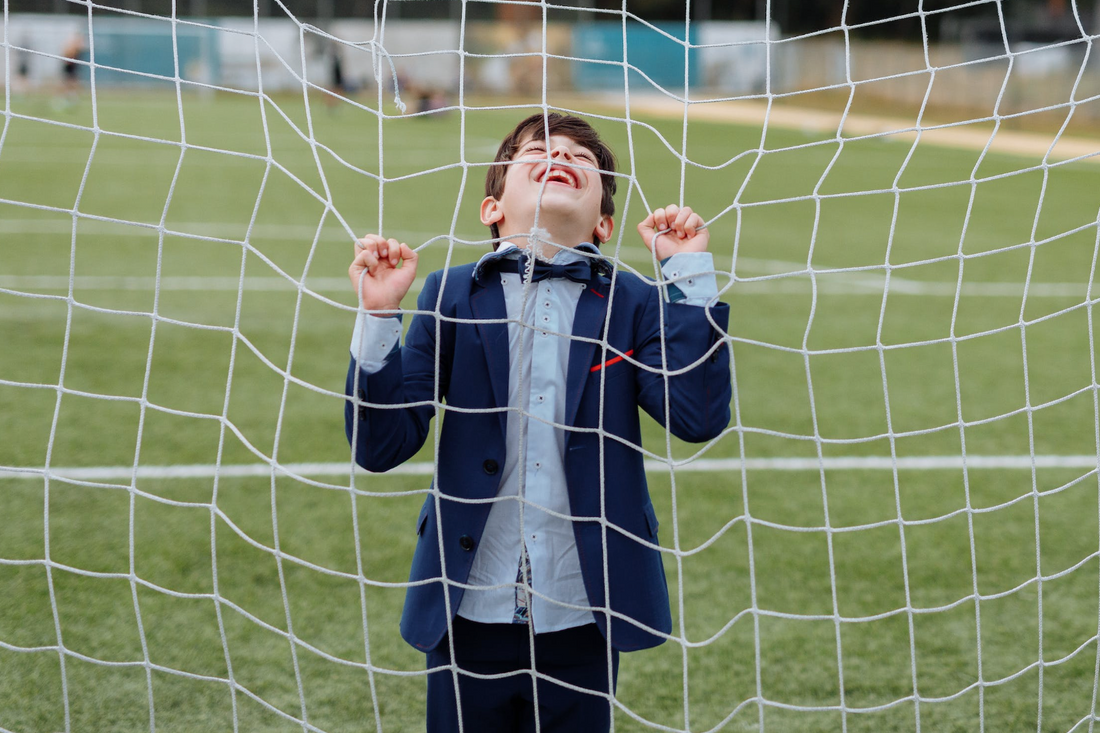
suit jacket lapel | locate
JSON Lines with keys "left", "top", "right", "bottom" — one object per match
{"left": 470, "top": 276, "right": 511, "bottom": 437}
{"left": 565, "top": 277, "right": 610, "bottom": 429}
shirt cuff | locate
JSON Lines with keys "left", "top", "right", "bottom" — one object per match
{"left": 350, "top": 311, "right": 403, "bottom": 373}
{"left": 660, "top": 252, "right": 719, "bottom": 306}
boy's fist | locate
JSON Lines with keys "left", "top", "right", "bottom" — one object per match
{"left": 349, "top": 234, "right": 419, "bottom": 313}
{"left": 637, "top": 205, "right": 710, "bottom": 260}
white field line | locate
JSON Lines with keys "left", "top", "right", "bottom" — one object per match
{"left": 2, "top": 221, "right": 1094, "bottom": 298}
{"left": 0, "top": 272, "right": 1090, "bottom": 299}
{"left": 1, "top": 455, "right": 1097, "bottom": 482}
{"left": 0, "top": 217, "right": 458, "bottom": 243}
{"left": 0, "top": 147, "right": 496, "bottom": 168}
{"left": 0, "top": 274, "right": 361, "bottom": 293}
{"left": 0, "top": 218, "right": 1091, "bottom": 299}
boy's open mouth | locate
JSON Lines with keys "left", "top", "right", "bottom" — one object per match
{"left": 537, "top": 164, "right": 580, "bottom": 189}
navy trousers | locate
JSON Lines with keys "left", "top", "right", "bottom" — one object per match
{"left": 425, "top": 617, "right": 620, "bottom": 733}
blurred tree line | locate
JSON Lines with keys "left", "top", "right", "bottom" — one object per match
{"left": 606, "top": 0, "right": 1093, "bottom": 41}
{"left": 9, "top": 0, "right": 1095, "bottom": 42}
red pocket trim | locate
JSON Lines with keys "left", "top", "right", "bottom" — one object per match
{"left": 591, "top": 349, "right": 634, "bottom": 373}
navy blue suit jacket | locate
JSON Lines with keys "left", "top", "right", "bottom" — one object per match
{"left": 345, "top": 261, "right": 731, "bottom": 653}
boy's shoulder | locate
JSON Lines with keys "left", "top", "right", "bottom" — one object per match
{"left": 431, "top": 262, "right": 478, "bottom": 280}
{"left": 423, "top": 262, "right": 478, "bottom": 295}
{"left": 602, "top": 267, "right": 662, "bottom": 304}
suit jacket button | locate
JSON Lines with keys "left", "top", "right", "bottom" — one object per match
{"left": 459, "top": 535, "right": 475, "bottom": 551}
{"left": 482, "top": 459, "right": 499, "bottom": 475}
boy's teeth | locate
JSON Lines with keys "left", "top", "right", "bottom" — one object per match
{"left": 546, "top": 168, "right": 573, "bottom": 186}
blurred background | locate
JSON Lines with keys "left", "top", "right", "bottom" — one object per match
{"left": 3, "top": 0, "right": 1099, "bottom": 122}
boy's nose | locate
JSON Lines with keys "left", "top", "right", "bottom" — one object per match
{"left": 549, "top": 145, "right": 573, "bottom": 160}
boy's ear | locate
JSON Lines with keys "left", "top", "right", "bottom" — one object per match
{"left": 480, "top": 196, "right": 504, "bottom": 228}
{"left": 593, "top": 214, "right": 614, "bottom": 244}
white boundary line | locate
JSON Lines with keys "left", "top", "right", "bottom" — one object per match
{"left": 1, "top": 274, "right": 1093, "bottom": 299}
{"left": 1, "top": 455, "right": 1097, "bottom": 482}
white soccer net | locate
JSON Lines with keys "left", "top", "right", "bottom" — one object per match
{"left": 3, "top": 1, "right": 1100, "bottom": 732}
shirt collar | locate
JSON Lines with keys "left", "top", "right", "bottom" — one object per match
{"left": 472, "top": 241, "right": 608, "bottom": 282}
{"left": 472, "top": 243, "right": 522, "bottom": 283}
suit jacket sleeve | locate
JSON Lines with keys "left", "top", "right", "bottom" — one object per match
{"left": 344, "top": 270, "right": 451, "bottom": 472}
{"left": 632, "top": 293, "right": 731, "bottom": 443}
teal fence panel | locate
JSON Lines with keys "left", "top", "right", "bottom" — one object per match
{"left": 83, "top": 16, "right": 220, "bottom": 86}
{"left": 571, "top": 21, "right": 699, "bottom": 92}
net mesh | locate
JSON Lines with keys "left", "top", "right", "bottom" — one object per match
{"left": 2, "top": 1, "right": 1100, "bottom": 732}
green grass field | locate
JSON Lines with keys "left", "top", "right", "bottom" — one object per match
{"left": 2, "top": 87, "right": 1100, "bottom": 733}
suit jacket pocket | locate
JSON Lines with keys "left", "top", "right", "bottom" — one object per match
{"left": 416, "top": 499, "right": 431, "bottom": 536}
{"left": 643, "top": 502, "right": 660, "bottom": 540}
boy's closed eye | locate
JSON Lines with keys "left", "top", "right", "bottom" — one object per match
{"left": 518, "top": 142, "right": 598, "bottom": 166}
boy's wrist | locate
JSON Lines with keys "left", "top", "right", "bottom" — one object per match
{"left": 352, "top": 311, "right": 404, "bottom": 369}
{"left": 660, "top": 252, "right": 718, "bottom": 305}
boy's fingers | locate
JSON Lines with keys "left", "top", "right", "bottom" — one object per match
{"left": 692, "top": 214, "right": 706, "bottom": 238}
{"left": 676, "top": 206, "right": 695, "bottom": 237}
{"left": 653, "top": 208, "right": 668, "bottom": 232}
{"left": 352, "top": 248, "right": 373, "bottom": 271}
{"left": 400, "top": 243, "right": 419, "bottom": 263}
{"left": 361, "top": 248, "right": 379, "bottom": 274}
{"left": 356, "top": 233, "right": 383, "bottom": 251}
{"left": 664, "top": 207, "right": 676, "bottom": 230}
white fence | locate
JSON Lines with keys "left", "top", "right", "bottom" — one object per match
{"left": 2, "top": 13, "right": 1097, "bottom": 118}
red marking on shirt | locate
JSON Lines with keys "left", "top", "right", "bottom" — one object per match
{"left": 591, "top": 349, "right": 634, "bottom": 372}
{"left": 590, "top": 288, "right": 605, "bottom": 299}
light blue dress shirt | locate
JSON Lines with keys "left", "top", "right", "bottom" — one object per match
{"left": 351, "top": 243, "right": 718, "bottom": 632}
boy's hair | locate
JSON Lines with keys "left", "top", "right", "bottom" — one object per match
{"left": 485, "top": 112, "right": 617, "bottom": 244}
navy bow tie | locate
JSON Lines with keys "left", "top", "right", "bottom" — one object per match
{"left": 495, "top": 256, "right": 595, "bottom": 284}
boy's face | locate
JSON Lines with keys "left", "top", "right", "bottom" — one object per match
{"left": 481, "top": 132, "right": 614, "bottom": 247}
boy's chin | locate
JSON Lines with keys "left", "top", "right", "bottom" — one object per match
{"left": 533, "top": 194, "right": 599, "bottom": 220}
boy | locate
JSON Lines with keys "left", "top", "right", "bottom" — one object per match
{"left": 345, "top": 112, "right": 731, "bottom": 732}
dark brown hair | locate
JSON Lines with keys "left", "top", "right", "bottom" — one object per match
{"left": 485, "top": 112, "right": 617, "bottom": 244}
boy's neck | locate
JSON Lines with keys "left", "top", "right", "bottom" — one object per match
{"left": 498, "top": 223, "right": 593, "bottom": 255}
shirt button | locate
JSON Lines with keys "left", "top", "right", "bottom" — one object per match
{"left": 543, "top": 302, "right": 551, "bottom": 308}
{"left": 537, "top": 395, "right": 545, "bottom": 402}
{"left": 483, "top": 459, "right": 499, "bottom": 475}
{"left": 540, "top": 332, "right": 548, "bottom": 337}
{"left": 459, "top": 535, "right": 475, "bottom": 551}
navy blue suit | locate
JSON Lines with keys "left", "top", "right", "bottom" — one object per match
{"left": 345, "top": 261, "right": 731, "bottom": 654}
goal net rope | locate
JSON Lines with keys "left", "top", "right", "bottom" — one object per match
{"left": 3, "top": 1, "right": 1100, "bottom": 732}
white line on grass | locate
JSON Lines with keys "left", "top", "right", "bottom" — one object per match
{"left": 2, "top": 455, "right": 1097, "bottom": 482}
{"left": 1, "top": 221, "right": 1094, "bottom": 298}
{"left": 0, "top": 273, "right": 1089, "bottom": 299}
{"left": 0, "top": 274, "right": 362, "bottom": 293}
{"left": 0, "top": 218, "right": 466, "bottom": 243}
